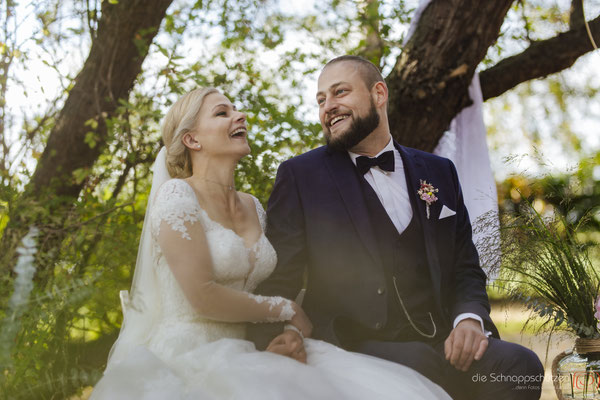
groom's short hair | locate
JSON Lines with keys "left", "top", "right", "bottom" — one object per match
{"left": 323, "top": 55, "right": 384, "bottom": 90}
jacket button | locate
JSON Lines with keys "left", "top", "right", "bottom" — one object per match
{"left": 377, "top": 287, "right": 385, "bottom": 295}
{"left": 375, "top": 322, "right": 382, "bottom": 330}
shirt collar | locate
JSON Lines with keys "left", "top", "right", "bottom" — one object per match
{"left": 348, "top": 136, "right": 395, "bottom": 166}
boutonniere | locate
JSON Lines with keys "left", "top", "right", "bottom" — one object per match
{"left": 417, "top": 180, "right": 438, "bottom": 219}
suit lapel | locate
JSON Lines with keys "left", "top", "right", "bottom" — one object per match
{"left": 396, "top": 143, "right": 442, "bottom": 305}
{"left": 324, "top": 149, "right": 383, "bottom": 269}
{"left": 324, "top": 144, "right": 442, "bottom": 307}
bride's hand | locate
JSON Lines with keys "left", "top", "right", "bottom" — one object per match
{"left": 266, "top": 330, "right": 307, "bottom": 363}
{"left": 290, "top": 302, "right": 313, "bottom": 338}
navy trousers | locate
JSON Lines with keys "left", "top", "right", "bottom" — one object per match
{"left": 355, "top": 337, "right": 544, "bottom": 399}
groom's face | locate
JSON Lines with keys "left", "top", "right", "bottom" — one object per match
{"left": 316, "top": 62, "right": 380, "bottom": 151}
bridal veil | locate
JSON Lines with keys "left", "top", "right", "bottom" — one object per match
{"left": 105, "top": 147, "right": 170, "bottom": 367}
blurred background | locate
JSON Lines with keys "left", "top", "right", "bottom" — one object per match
{"left": 0, "top": 0, "right": 598, "bottom": 398}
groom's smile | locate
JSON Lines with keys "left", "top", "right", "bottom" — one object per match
{"left": 316, "top": 61, "right": 384, "bottom": 151}
{"left": 327, "top": 112, "right": 353, "bottom": 136}
{"left": 329, "top": 114, "right": 350, "bottom": 128}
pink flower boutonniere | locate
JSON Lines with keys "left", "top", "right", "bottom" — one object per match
{"left": 417, "top": 180, "right": 439, "bottom": 219}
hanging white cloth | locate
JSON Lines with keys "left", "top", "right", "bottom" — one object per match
{"left": 404, "top": 0, "right": 500, "bottom": 280}
{"left": 433, "top": 74, "right": 500, "bottom": 281}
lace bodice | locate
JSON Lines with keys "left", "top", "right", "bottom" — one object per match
{"left": 146, "top": 179, "right": 288, "bottom": 357}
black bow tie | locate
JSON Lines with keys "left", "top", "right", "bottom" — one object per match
{"left": 356, "top": 151, "right": 395, "bottom": 175}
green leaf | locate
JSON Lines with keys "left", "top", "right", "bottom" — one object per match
{"left": 84, "top": 131, "right": 97, "bottom": 149}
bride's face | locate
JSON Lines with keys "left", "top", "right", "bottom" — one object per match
{"left": 194, "top": 92, "right": 250, "bottom": 159}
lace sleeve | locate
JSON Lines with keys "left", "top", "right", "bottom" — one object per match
{"left": 153, "top": 179, "right": 295, "bottom": 323}
{"left": 151, "top": 179, "right": 203, "bottom": 240}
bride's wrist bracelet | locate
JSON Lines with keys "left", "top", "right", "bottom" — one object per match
{"left": 284, "top": 324, "right": 304, "bottom": 340}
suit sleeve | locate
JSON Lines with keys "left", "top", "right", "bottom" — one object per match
{"left": 246, "top": 161, "right": 308, "bottom": 349}
{"left": 447, "top": 160, "right": 499, "bottom": 338}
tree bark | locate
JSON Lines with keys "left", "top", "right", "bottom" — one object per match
{"left": 1, "top": 0, "right": 173, "bottom": 270}
{"left": 386, "top": 0, "right": 513, "bottom": 152}
{"left": 480, "top": 15, "right": 600, "bottom": 101}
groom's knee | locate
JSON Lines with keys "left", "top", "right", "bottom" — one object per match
{"left": 467, "top": 338, "right": 544, "bottom": 399}
{"left": 483, "top": 338, "right": 544, "bottom": 377}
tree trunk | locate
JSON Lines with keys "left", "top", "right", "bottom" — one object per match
{"left": 1, "top": 0, "right": 173, "bottom": 270}
{"left": 386, "top": 0, "right": 513, "bottom": 152}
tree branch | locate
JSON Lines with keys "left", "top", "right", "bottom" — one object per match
{"left": 570, "top": 0, "right": 584, "bottom": 29}
{"left": 386, "top": 0, "right": 513, "bottom": 151}
{"left": 480, "top": 14, "right": 600, "bottom": 101}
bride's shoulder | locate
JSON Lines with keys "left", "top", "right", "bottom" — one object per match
{"left": 237, "top": 191, "right": 254, "bottom": 203}
{"left": 155, "top": 178, "right": 196, "bottom": 201}
{"left": 237, "top": 192, "right": 262, "bottom": 210}
{"left": 152, "top": 179, "right": 199, "bottom": 215}
{"left": 238, "top": 192, "right": 266, "bottom": 227}
{"left": 150, "top": 179, "right": 203, "bottom": 236}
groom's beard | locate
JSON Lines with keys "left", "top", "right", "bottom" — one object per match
{"left": 325, "top": 99, "right": 380, "bottom": 152}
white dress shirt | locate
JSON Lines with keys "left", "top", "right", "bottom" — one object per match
{"left": 348, "top": 136, "right": 487, "bottom": 335}
{"left": 348, "top": 138, "right": 412, "bottom": 234}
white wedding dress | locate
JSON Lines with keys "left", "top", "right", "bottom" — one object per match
{"left": 91, "top": 177, "right": 450, "bottom": 400}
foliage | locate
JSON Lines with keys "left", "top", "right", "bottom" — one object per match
{"left": 0, "top": 195, "right": 144, "bottom": 398}
{"left": 496, "top": 152, "right": 600, "bottom": 236}
{"left": 0, "top": 226, "right": 39, "bottom": 368}
{"left": 492, "top": 190, "right": 600, "bottom": 339}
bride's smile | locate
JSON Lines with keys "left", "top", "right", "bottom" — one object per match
{"left": 187, "top": 92, "right": 251, "bottom": 161}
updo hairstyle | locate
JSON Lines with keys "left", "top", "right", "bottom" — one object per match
{"left": 161, "top": 87, "right": 218, "bottom": 178}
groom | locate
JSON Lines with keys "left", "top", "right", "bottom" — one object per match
{"left": 248, "top": 55, "right": 543, "bottom": 399}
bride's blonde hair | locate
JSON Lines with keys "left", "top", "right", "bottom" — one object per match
{"left": 162, "top": 87, "right": 218, "bottom": 178}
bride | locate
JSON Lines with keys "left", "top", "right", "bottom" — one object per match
{"left": 91, "top": 87, "right": 451, "bottom": 399}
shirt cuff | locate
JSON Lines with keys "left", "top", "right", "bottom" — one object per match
{"left": 453, "top": 313, "right": 492, "bottom": 337}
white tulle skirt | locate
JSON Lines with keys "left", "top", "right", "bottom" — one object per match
{"left": 91, "top": 338, "right": 450, "bottom": 399}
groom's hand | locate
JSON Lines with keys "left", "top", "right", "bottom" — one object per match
{"left": 266, "top": 330, "right": 307, "bottom": 363}
{"left": 444, "top": 318, "right": 488, "bottom": 372}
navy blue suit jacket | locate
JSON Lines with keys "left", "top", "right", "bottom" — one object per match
{"left": 248, "top": 142, "right": 498, "bottom": 349}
